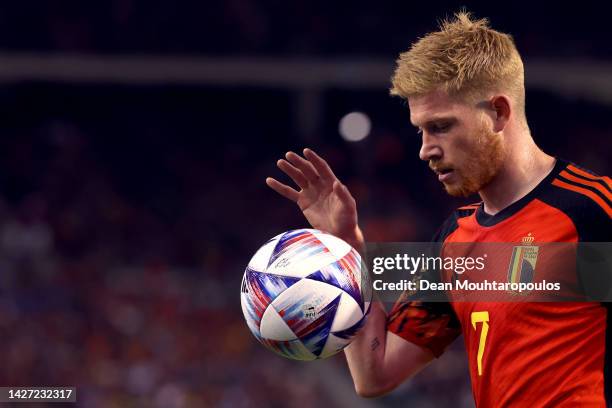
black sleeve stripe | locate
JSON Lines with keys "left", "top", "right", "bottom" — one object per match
{"left": 565, "top": 167, "right": 612, "bottom": 195}
{"left": 556, "top": 175, "right": 612, "bottom": 210}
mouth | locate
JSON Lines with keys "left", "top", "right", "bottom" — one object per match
{"left": 434, "top": 168, "right": 454, "bottom": 182}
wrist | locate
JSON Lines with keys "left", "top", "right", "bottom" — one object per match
{"left": 340, "top": 225, "right": 365, "bottom": 256}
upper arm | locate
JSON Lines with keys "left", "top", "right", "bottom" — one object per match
{"left": 387, "top": 212, "right": 463, "bottom": 358}
{"left": 387, "top": 298, "right": 462, "bottom": 358}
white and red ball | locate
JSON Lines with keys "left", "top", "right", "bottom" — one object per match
{"left": 241, "top": 229, "right": 371, "bottom": 360}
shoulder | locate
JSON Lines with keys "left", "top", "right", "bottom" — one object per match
{"left": 540, "top": 160, "right": 611, "bottom": 241}
{"left": 432, "top": 202, "right": 480, "bottom": 243}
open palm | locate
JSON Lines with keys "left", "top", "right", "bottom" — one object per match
{"left": 266, "top": 149, "right": 358, "bottom": 240}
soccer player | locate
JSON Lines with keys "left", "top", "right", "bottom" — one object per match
{"left": 266, "top": 12, "right": 611, "bottom": 407}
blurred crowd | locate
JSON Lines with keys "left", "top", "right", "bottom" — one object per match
{"left": 0, "top": 1, "right": 611, "bottom": 58}
{"left": 0, "top": 123, "right": 466, "bottom": 407}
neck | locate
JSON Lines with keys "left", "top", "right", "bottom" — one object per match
{"left": 479, "top": 137, "right": 555, "bottom": 215}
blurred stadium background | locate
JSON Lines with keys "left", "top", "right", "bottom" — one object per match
{"left": 0, "top": 1, "right": 610, "bottom": 407}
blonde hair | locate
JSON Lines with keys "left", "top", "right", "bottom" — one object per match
{"left": 390, "top": 11, "right": 525, "bottom": 114}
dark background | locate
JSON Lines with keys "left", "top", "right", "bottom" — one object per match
{"left": 0, "top": 1, "right": 610, "bottom": 407}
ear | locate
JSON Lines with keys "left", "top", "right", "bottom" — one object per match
{"left": 490, "top": 95, "right": 511, "bottom": 132}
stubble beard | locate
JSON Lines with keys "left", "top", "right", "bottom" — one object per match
{"left": 443, "top": 125, "right": 505, "bottom": 197}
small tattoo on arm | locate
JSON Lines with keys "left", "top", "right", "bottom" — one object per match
{"left": 371, "top": 337, "right": 381, "bottom": 351}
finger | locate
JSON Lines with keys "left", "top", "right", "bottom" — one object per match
{"left": 266, "top": 177, "right": 300, "bottom": 202}
{"left": 285, "top": 151, "right": 320, "bottom": 183}
{"left": 303, "top": 148, "right": 337, "bottom": 181}
{"left": 277, "top": 159, "right": 309, "bottom": 189}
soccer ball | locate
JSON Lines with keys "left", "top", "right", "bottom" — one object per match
{"left": 241, "top": 229, "right": 371, "bottom": 360}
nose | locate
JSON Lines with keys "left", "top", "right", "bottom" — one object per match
{"left": 419, "top": 133, "right": 443, "bottom": 161}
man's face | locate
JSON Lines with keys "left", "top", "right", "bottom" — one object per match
{"left": 408, "top": 90, "right": 505, "bottom": 197}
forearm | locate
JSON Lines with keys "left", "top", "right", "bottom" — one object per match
{"left": 344, "top": 300, "right": 389, "bottom": 397}
{"left": 342, "top": 227, "right": 390, "bottom": 395}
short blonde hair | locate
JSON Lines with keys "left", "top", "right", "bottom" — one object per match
{"left": 390, "top": 11, "right": 525, "bottom": 112}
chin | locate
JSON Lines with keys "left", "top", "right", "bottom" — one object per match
{"left": 443, "top": 180, "right": 480, "bottom": 198}
{"left": 444, "top": 185, "right": 471, "bottom": 197}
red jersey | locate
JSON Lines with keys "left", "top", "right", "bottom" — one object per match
{"left": 387, "top": 159, "right": 611, "bottom": 407}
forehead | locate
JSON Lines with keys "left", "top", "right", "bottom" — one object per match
{"left": 408, "top": 90, "right": 468, "bottom": 126}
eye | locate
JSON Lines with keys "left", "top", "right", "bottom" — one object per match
{"left": 432, "top": 122, "right": 452, "bottom": 133}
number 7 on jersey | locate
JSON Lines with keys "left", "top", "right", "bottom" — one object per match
{"left": 471, "top": 311, "right": 490, "bottom": 376}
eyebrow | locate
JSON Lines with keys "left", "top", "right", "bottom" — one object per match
{"left": 411, "top": 116, "right": 457, "bottom": 128}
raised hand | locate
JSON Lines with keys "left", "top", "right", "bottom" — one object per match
{"left": 266, "top": 148, "right": 362, "bottom": 247}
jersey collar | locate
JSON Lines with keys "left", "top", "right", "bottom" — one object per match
{"left": 475, "top": 158, "right": 567, "bottom": 227}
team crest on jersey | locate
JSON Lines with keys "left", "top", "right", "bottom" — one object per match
{"left": 506, "top": 233, "right": 539, "bottom": 292}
